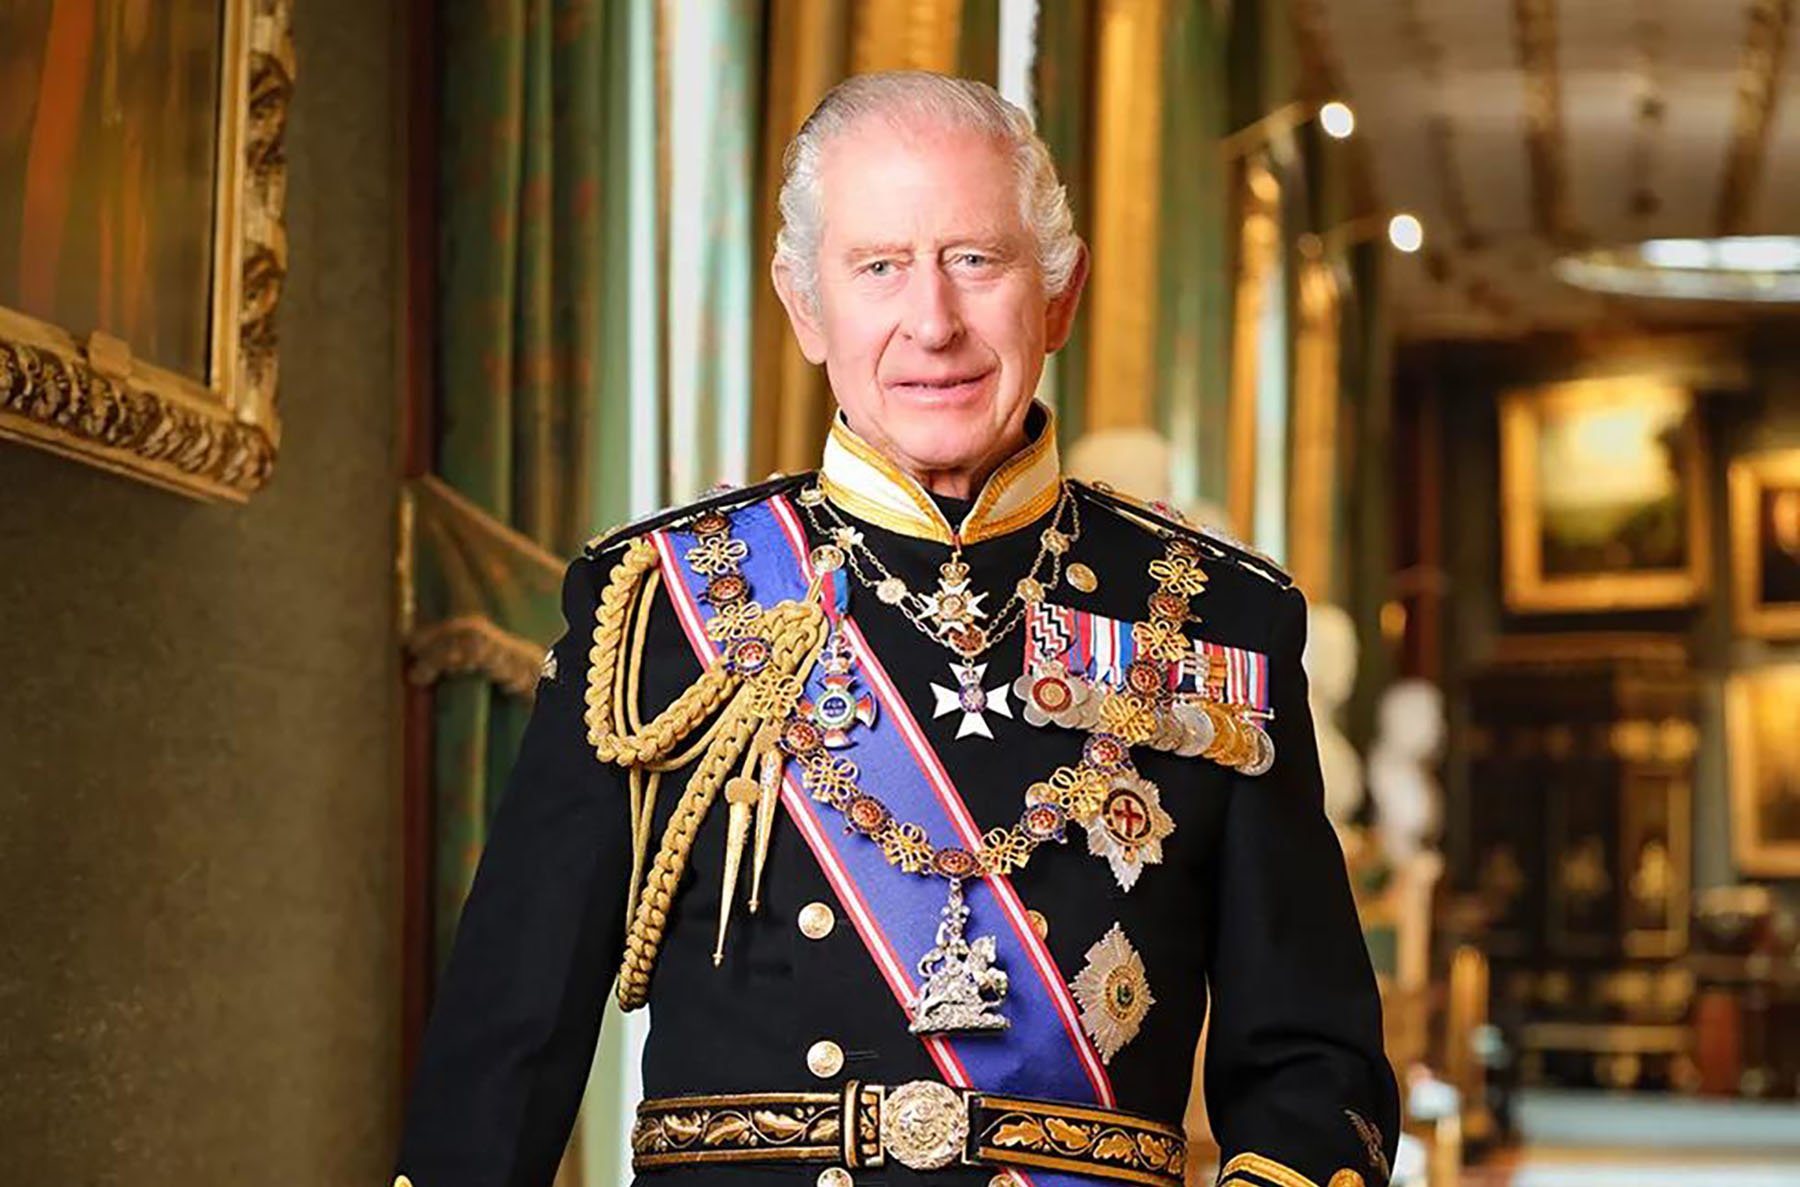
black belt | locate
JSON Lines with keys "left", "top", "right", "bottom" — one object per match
{"left": 632, "top": 1081, "right": 1187, "bottom": 1186}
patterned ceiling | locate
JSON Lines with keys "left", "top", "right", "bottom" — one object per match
{"left": 1305, "top": 0, "right": 1798, "bottom": 338}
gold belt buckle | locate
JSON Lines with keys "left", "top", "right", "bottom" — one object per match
{"left": 878, "top": 1080, "right": 976, "bottom": 1171}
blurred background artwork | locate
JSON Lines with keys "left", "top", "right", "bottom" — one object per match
{"left": 0, "top": 0, "right": 290, "bottom": 500}
{"left": 3, "top": 1, "right": 1800, "bottom": 1187}
{"left": 1732, "top": 447, "right": 1800, "bottom": 635}
{"left": 1728, "top": 664, "right": 1800, "bottom": 878}
{"left": 1306, "top": 601, "right": 1366, "bottom": 827}
{"left": 1500, "top": 378, "right": 1709, "bottom": 612}
{"left": 0, "top": 0, "right": 222, "bottom": 379}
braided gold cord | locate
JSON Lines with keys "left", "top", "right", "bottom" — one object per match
{"left": 619, "top": 560, "right": 661, "bottom": 930}
{"left": 616, "top": 697, "right": 757, "bottom": 1009}
{"left": 585, "top": 539, "right": 738, "bottom": 765}
{"left": 586, "top": 534, "right": 831, "bottom": 1010}
{"left": 615, "top": 608, "right": 828, "bottom": 1009}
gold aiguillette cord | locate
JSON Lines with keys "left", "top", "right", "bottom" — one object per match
{"left": 594, "top": 538, "right": 828, "bottom": 1008}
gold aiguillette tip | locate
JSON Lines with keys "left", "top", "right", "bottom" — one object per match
{"left": 714, "top": 775, "right": 760, "bottom": 966}
{"left": 748, "top": 743, "right": 784, "bottom": 914}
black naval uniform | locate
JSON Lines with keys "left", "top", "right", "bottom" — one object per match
{"left": 395, "top": 412, "right": 1398, "bottom": 1187}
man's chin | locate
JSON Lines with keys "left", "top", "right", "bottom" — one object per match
{"left": 846, "top": 392, "right": 1030, "bottom": 485}
{"left": 886, "top": 429, "right": 1009, "bottom": 485}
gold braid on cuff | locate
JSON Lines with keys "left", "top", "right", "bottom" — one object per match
{"left": 1221, "top": 1151, "right": 1377, "bottom": 1187}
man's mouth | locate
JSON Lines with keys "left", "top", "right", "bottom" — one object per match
{"left": 889, "top": 370, "right": 992, "bottom": 395}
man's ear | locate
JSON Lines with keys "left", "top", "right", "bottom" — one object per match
{"left": 772, "top": 258, "right": 828, "bottom": 365}
{"left": 1045, "top": 241, "right": 1090, "bottom": 353}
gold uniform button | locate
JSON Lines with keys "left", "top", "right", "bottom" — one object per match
{"left": 1066, "top": 562, "right": 1098, "bottom": 593}
{"left": 817, "top": 1169, "right": 853, "bottom": 1187}
{"left": 806, "top": 1039, "right": 845, "bottom": 1078}
{"left": 798, "top": 901, "right": 837, "bottom": 940}
{"left": 394, "top": 1178, "right": 414, "bottom": 1187}
{"left": 1026, "top": 909, "right": 1049, "bottom": 940}
{"left": 1329, "top": 1171, "right": 1365, "bottom": 1187}
{"left": 990, "top": 1174, "right": 1021, "bottom": 1187}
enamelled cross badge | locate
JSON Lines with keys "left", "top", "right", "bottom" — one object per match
{"left": 798, "top": 630, "right": 876, "bottom": 746}
{"left": 930, "top": 661, "right": 1013, "bottom": 739}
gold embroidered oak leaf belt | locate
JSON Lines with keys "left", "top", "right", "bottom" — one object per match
{"left": 632, "top": 1080, "right": 1187, "bottom": 1186}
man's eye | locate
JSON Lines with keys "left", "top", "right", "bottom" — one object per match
{"left": 958, "top": 253, "right": 991, "bottom": 267}
{"left": 866, "top": 260, "right": 893, "bottom": 277}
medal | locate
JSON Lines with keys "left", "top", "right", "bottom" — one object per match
{"left": 1082, "top": 771, "right": 1175, "bottom": 892}
{"left": 1012, "top": 659, "right": 1096, "bottom": 729}
{"left": 798, "top": 629, "right": 876, "bottom": 746}
{"left": 1239, "top": 719, "right": 1276, "bottom": 776}
{"left": 930, "top": 661, "right": 1013, "bottom": 740}
{"left": 1070, "top": 923, "right": 1154, "bottom": 1063}
{"left": 910, "top": 878, "right": 1010, "bottom": 1034}
{"left": 797, "top": 480, "right": 1084, "bottom": 677}
{"left": 919, "top": 558, "right": 989, "bottom": 642}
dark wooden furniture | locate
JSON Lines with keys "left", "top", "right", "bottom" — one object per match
{"left": 1462, "top": 637, "right": 1699, "bottom": 1091}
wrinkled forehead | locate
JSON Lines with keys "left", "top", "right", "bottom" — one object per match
{"left": 815, "top": 115, "right": 1027, "bottom": 249}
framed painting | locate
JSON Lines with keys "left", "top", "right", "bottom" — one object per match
{"left": 0, "top": 0, "right": 293, "bottom": 501}
{"left": 1729, "top": 448, "right": 1800, "bottom": 639}
{"left": 1500, "top": 377, "right": 1710, "bottom": 612}
{"left": 1726, "top": 665, "right": 1800, "bottom": 878}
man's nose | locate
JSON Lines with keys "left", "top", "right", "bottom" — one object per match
{"left": 901, "top": 264, "right": 963, "bottom": 349}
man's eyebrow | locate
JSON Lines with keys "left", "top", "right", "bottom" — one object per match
{"left": 948, "top": 237, "right": 1016, "bottom": 256}
{"left": 840, "top": 243, "right": 912, "bottom": 264}
{"left": 840, "top": 237, "right": 1017, "bottom": 264}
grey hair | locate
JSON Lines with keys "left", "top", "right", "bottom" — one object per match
{"left": 774, "top": 71, "right": 1081, "bottom": 311}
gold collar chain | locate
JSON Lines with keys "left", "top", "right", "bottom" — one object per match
{"left": 797, "top": 480, "right": 1081, "bottom": 663}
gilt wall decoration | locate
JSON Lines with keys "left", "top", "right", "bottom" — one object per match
{"left": 0, "top": 0, "right": 294, "bottom": 501}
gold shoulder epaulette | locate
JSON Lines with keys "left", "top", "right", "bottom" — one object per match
{"left": 583, "top": 471, "right": 816, "bottom": 558}
{"left": 1068, "top": 479, "right": 1293, "bottom": 589}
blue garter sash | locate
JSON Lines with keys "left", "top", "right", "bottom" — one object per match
{"left": 650, "top": 494, "right": 1117, "bottom": 1186}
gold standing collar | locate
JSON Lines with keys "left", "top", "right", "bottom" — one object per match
{"left": 818, "top": 404, "right": 1063, "bottom": 546}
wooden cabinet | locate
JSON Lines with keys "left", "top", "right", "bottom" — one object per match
{"left": 1462, "top": 637, "right": 1698, "bottom": 1090}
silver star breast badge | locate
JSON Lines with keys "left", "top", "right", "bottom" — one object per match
{"left": 1070, "top": 922, "right": 1154, "bottom": 1064}
{"left": 1081, "top": 771, "right": 1175, "bottom": 891}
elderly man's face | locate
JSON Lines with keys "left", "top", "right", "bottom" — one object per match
{"left": 775, "top": 118, "right": 1087, "bottom": 494}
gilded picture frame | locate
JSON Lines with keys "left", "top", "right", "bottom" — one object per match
{"left": 0, "top": 0, "right": 294, "bottom": 502}
{"left": 1729, "top": 448, "right": 1800, "bottom": 639}
{"left": 1726, "top": 665, "right": 1800, "bottom": 878}
{"left": 1500, "top": 377, "right": 1710, "bottom": 613}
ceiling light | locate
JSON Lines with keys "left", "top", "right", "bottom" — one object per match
{"left": 1639, "top": 239, "right": 1713, "bottom": 269}
{"left": 1555, "top": 236, "right": 1800, "bottom": 302}
{"left": 1320, "top": 101, "right": 1356, "bottom": 140}
{"left": 1388, "top": 214, "right": 1424, "bottom": 253}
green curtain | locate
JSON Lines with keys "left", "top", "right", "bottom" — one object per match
{"left": 1155, "top": 0, "right": 1231, "bottom": 510}
{"left": 957, "top": 0, "right": 1002, "bottom": 83}
{"left": 421, "top": 2, "right": 768, "bottom": 1182}
{"left": 430, "top": 0, "right": 625, "bottom": 967}
{"left": 1343, "top": 240, "right": 1394, "bottom": 751}
{"left": 665, "top": 0, "right": 760, "bottom": 497}
{"left": 1033, "top": 0, "right": 1095, "bottom": 445}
